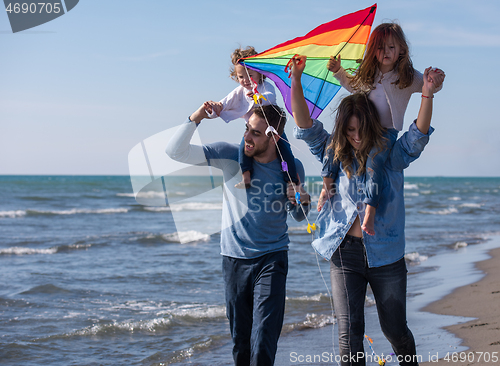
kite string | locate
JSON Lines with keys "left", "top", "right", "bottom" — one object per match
{"left": 241, "top": 62, "right": 308, "bottom": 155}
{"left": 243, "top": 62, "right": 342, "bottom": 363}
{"left": 314, "top": 247, "right": 341, "bottom": 366}
{"left": 242, "top": 64, "right": 315, "bottom": 228}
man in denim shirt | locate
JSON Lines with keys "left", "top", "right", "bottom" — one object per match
{"left": 289, "top": 55, "right": 444, "bottom": 366}
{"left": 166, "top": 104, "right": 310, "bottom": 366}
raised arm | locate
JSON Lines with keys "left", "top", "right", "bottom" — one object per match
{"left": 415, "top": 67, "right": 441, "bottom": 134}
{"left": 387, "top": 68, "right": 443, "bottom": 171}
{"left": 165, "top": 104, "right": 208, "bottom": 164}
{"left": 290, "top": 55, "right": 314, "bottom": 129}
{"left": 190, "top": 104, "right": 209, "bottom": 124}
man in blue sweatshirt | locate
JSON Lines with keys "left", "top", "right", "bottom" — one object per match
{"left": 166, "top": 104, "right": 310, "bottom": 366}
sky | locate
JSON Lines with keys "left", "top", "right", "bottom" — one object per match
{"left": 2, "top": 0, "right": 500, "bottom": 177}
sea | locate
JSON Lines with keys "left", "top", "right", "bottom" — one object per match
{"left": 1, "top": 175, "right": 499, "bottom": 365}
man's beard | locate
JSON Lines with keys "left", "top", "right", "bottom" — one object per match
{"left": 244, "top": 139, "right": 269, "bottom": 158}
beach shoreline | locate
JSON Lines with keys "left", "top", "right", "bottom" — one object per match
{"left": 419, "top": 245, "right": 500, "bottom": 365}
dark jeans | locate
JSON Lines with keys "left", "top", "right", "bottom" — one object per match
{"left": 330, "top": 235, "right": 418, "bottom": 366}
{"left": 223, "top": 251, "right": 288, "bottom": 366}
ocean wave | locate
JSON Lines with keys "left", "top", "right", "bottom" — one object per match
{"left": 0, "top": 246, "right": 58, "bottom": 255}
{"left": 287, "top": 293, "right": 324, "bottom": 302}
{"left": 285, "top": 313, "right": 335, "bottom": 331}
{"left": 448, "top": 196, "right": 462, "bottom": 201}
{"left": 25, "top": 208, "right": 129, "bottom": 216}
{"left": 162, "top": 231, "right": 211, "bottom": 243}
{"left": 19, "top": 196, "right": 53, "bottom": 201}
{"left": 144, "top": 202, "right": 222, "bottom": 212}
{"left": 118, "top": 191, "right": 187, "bottom": 199}
{"left": 154, "top": 338, "right": 218, "bottom": 365}
{"left": 0, "top": 210, "right": 27, "bottom": 218}
{"left": 0, "top": 243, "right": 92, "bottom": 256}
{"left": 458, "top": 203, "right": 484, "bottom": 208}
{"left": 127, "top": 231, "right": 211, "bottom": 244}
{"left": 418, "top": 207, "right": 458, "bottom": 215}
{"left": 167, "top": 304, "right": 226, "bottom": 320}
{"left": 55, "top": 243, "right": 93, "bottom": 253}
{"left": 405, "top": 252, "right": 428, "bottom": 264}
{"left": 404, "top": 183, "right": 419, "bottom": 190}
{"left": 454, "top": 241, "right": 468, "bottom": 250}
{"left": 118, "top": 191, "right": 165, "bottom": 198}
{"left": 73, "top": 317, "right": 173, "bottom": 336}
{"left": 72, "top": 304, "right": 225, "bottom": 337}
{"left": 365, "top": 296, "right": 376, "bottom": 307}
{"left": 21, "top": 284, "right": 71, "bottom": 295}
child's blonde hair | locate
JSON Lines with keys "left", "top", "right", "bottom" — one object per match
{"left": 229, "top": 46, "right": 265, "bottom": 83}
{"left": 350, "top": 22, "right": 414, "bottom": 90}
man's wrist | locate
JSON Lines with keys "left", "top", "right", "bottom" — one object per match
{"left": 189, "top": 113, "right": 203, "bottom": 125}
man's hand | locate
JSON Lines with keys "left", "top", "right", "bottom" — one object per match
{"left": 287, "top": 181, "right": 310, "bottom": 205}
{"left": 190, "top": 103, "right": 210, "bottom": 124}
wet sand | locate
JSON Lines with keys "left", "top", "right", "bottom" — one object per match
{"left": 420, "top": 247, "right": 500, "bottom": 365}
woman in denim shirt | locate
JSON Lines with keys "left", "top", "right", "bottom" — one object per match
{"left": 289, "top": 55, "right": 444, "bottom": 366}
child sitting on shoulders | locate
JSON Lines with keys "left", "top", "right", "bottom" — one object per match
{"left": 204, "top": 46, "right": 298, "bottom": 188}
{"left": 320, "top": 22, "right": 445, "bottom": 235}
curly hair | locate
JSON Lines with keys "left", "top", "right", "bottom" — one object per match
{"left": 229, "top": 46, "right": 265, "bottom": 83}
{"left": 326, "top": 93, "right": 387, "bottom": 179}
{"left": 349, "top": 22, "right": 414, "bottom": 91}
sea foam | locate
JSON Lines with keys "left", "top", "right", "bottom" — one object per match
{"left": 0, "top": 210, "right": 27, "bottom": 218}
{"left": 25, "top": 208, "right": 129, "bottom": 215}
{"left": 162, "top": 231, "right": 211, "bottom": 243}
{"left": 405, "top": 252, "right": 429, "bottom": 264}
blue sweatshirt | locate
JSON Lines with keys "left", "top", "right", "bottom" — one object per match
{"left": 166, "top": 119, "right": 309, "bottom": 259}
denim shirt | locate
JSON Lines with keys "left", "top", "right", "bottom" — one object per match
{"left": 294, "top": 120, "right": 434, "bottom": 267}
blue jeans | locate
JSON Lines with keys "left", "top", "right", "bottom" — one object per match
{"left": 223, "top": 251, "right": 288, "bottom": 366}
{"left": 330, "top": 236, "right": 418, "bottom": 366}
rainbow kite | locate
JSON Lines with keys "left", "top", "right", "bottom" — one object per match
{"left": 241, "top": 4, "right": 377, "bottom": 119}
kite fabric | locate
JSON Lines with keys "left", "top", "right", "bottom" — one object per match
{"left": 241, "top": 4, "right": 377, "bottom": 119}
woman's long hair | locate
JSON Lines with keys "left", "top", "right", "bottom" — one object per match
{"left": 326, "top": 93, "right": 387, "bottom": 179}
{"left": 350, "top": 22, "right": 414, "bottom": 90}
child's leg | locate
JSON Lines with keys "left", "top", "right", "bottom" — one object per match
{"left": 237, "top": 136, "right": 253, "bottom": 189}
{"left": 277, "top": 133, "right": 298, "bottom": 184}
{"left": 362, "top": 129, "right": 398, "bottom": 235}
{"left": 318, "top": 177, "right": 336, "bottom": 212}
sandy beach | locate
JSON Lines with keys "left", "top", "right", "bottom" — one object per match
{"left": 420, "top": 247, "right": 500, "bottom": 365}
